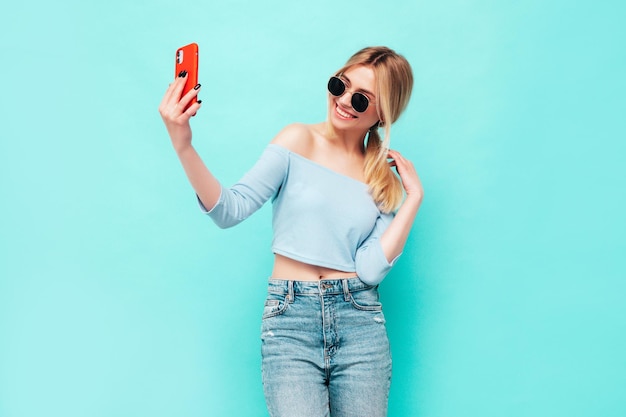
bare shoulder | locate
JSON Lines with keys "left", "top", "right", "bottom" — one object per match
{"left": 270, "top": 123, "right": 318, "bottom": 156}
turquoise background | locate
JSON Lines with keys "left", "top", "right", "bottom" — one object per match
{"left": 1, "top": 0, "right": 625, "bottom": 416}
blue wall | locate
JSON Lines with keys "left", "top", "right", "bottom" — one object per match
{"left": 1, "top": 0, "right": 625, "bottom": 416}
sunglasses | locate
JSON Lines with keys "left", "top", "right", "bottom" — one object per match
{"left": 327, "top": 76, "right": 374, "bottom": 113}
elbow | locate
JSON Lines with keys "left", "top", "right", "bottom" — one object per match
{"left": 357, "top": 271, "right": 385, "bottom": 286}
{"left": 355, "top": 260, "right": 390, "bottom": 286}
{"left": 211, "top": 217, "right": 243, "bottom": 229}
{"left": 213, "top": 222, "right": 232, "bottom": 230}
{"left": 355, "top": 244, "right": 399, "bottom": 286}
{"left": 201, "top": 196, "right": 246, "bottom": 228}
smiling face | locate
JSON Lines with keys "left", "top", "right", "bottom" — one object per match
{"left": 327, "top": 65, "right": 380, "bottom": 134}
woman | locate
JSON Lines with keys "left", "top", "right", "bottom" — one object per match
{"left": 159, "top": 46, "right": 423, "bottom": 417}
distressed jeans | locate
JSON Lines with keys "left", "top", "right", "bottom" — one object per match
{"left": 261, "top": 278, "right": 391, "bottom": 417}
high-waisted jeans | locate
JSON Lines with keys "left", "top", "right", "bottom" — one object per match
{"left": 261, "top": 278, "right": 391, "bottom": 417}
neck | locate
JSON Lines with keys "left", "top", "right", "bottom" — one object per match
{"left": 322, "top": 122, "right": 367, "bottom": 156}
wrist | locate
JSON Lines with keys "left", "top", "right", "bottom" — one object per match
{"left": 405, "top": 192, "right": 423, "bottom": 204}
{"left": 174, "top": 141, "right": 194, "bottom": 157}
{"left": 402, "top": 193, "right": 423, "bottom": 210}
{"left": 166, "top": 124, "right": 193, "bottom": 154}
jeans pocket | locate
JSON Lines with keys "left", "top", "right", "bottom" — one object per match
{"left": 262, "top": 294, "right": 289, "bottom": 319}
{"left": 349, "top": 287, "right": 383, "bottom": 312}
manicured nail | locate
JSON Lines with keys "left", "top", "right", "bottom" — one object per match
{"left": 194, "top": 83, "right": 201, "bottom": 90}
{"left": 178, "top": 70, "right": 187, "bottom": 78}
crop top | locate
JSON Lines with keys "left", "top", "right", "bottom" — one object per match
{"left": 198, "top": 144, "right": 400, "bottom": 285}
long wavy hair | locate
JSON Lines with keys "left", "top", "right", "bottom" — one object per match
{"left": 328, "top": 46, "right": 414, "bottom": 213}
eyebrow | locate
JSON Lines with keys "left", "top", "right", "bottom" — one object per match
{"left": 341, "top": 74, "right": 376, "bottom": 99}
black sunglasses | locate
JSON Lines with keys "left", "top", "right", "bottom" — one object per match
{"left": 327, "top": 76, "right": 373, "bottom": 113}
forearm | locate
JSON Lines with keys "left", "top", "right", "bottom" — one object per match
{"left": 379, "top": 194, "right": 422, "bottom": 262}
{"left": 159, "top": 75, "right": 217, "bottom": 207}
{"left": 175, "top": 143, "right": 222, "bottom": 211}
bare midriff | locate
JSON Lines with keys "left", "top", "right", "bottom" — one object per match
{"left": 271, "top": 254, "right": 357, "bottom": 281}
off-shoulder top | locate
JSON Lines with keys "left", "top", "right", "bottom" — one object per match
{"left": 199, "top": 144, "right": 399, "bottom": 285}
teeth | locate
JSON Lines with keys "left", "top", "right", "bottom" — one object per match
{"left": 336, "top": 105, "right": 355, "bottom": 119}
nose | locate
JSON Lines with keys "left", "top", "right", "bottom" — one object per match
{"left": 336, "top": 90, "right": 353, "bottom": 108}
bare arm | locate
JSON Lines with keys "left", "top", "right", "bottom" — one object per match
{"left": 379, "top": 150, "right": 424, "bottom": 261}
{"left": 158, "top": 73, "right": 221, "bottom": 210}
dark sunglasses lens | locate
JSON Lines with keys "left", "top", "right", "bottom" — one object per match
{"left": 328, "top": 77, "right": 345, "bottom": 96}
{"left": 351, "top": 93, "right": 369, "bottom": 113}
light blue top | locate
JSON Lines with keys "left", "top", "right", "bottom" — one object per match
{"left": 200, "top": 144, "right": 399, "bottom": 285}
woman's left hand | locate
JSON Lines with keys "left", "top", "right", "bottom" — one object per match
{"left": 388, "top": 150, "right": 424, "bottom": 202}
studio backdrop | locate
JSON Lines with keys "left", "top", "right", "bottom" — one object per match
{"left": 1, "top": 0, "right": 624, "bottom": 416}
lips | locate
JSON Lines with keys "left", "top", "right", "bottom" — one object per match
{"left": 335, "top": 104, "right": 357, "bottom": 119}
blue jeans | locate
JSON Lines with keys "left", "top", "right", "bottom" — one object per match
{"left": 261, "top": 278, "right": 391, "bottom": 417}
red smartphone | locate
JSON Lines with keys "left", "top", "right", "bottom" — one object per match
{"left": 175, "top": 43, "right": 199, "bottom": 110}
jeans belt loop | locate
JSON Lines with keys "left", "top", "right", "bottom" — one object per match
{"left": 342, "top": 279, "right": 350, "bottom": 302}
{"left": 287, "top": 280, "right": 294, "bottom": 303}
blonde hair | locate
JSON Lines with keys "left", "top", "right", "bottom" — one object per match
{"left": 331, "top": 46, "right": 414, "bottom": 213}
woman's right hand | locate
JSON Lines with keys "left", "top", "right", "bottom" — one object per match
{"left": 158, "top": 73, "right": 202, "bottom": 153}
